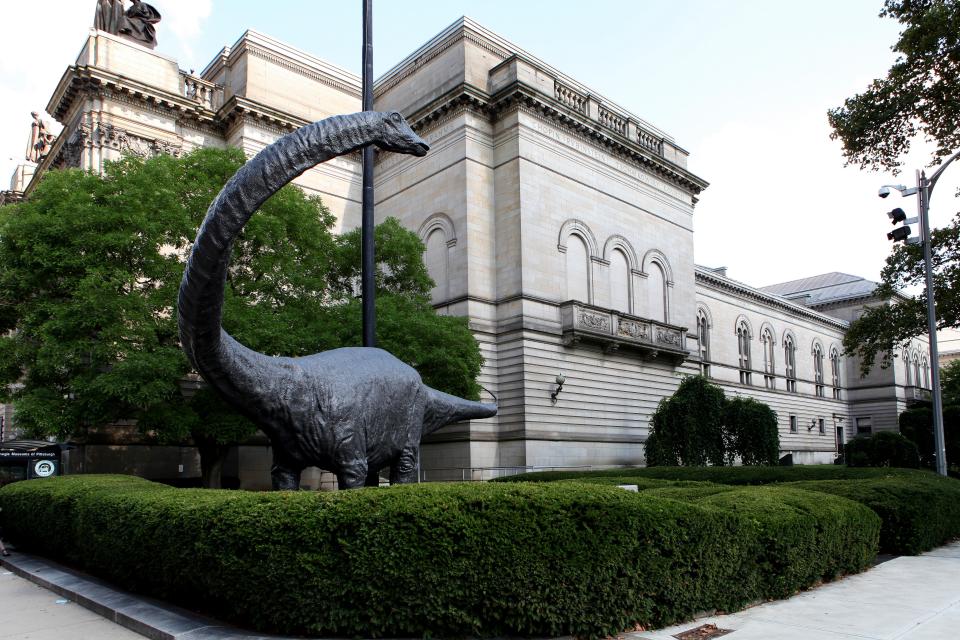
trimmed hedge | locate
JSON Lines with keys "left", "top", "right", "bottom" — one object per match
{"left": 844, "top": 432, "right": 920, "bottom": 469}
{"left": 0, "top": 475, "right": 879, "bottom": 638}
{"left": 494, "top": 464, "right": 926, "bottom": 485}
{"left": 499, "top": 466, "right": 960, "bottom": 555}
{"left": 786, "top": 475, "right": 960, "bottom": 555}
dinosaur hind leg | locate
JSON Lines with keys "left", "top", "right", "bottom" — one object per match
{"left": 337, "top": 459, "right": 369, "bottom": 490}
{"left": 271, "top": 462, "right": 302, "bottom": 491}
{"left": 389, "top": 446, "right": 420, "bottom": 485}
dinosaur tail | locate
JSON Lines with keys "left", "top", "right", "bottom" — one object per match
{"left": 423, "top": 386, "right": 498, "bottom": 435}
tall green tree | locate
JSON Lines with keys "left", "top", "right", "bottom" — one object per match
{"left": 828, "top": 0, "right": 960, "bottom": 172}
{"left": 829, "top": 1, "right": 960, "bottom": 372}
{"left": 0, "top": 149, "right": 483, "bottom": 487}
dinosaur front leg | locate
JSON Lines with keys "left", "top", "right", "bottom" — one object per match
{"left": 271, "top": 462, "right": 302, "bottom": 490}
{"left": 389, "top": 446, "right": 420, "bottom": 485}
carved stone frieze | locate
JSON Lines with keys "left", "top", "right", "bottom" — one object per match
{"left": 656, "top": 328, "right": 682, "bottom": 346}
{"left": 53, "top": 123, "right": 92, "bottom": 169}
{"left": 578, "top": 310, "right": 611, "bottom": 333}
{"left": 617, "top": 318, "right": 649, "bottom": 340}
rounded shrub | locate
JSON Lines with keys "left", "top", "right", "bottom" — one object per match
{"left": 723, "top": 397, "right": 780, "bottom": 465}
{"left": 644, "top": 375, "right": 726, "bottom": 466}
{"left": 845, "top": 432, "right": 920, "bottom": 469}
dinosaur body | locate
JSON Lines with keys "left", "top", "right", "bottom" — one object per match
{"left": 177, "top": 112, "right": 496, "bottom": 490}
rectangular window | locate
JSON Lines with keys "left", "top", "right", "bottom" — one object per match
{"left": 789, "top": 415, "right": 798, "bottom": 433}
{"left": 764, "top": 374, "right": 775, "bottom": 389}
{"left": 818, "top": 418, "right": 825, "bottom": 434}
{"left": 702, "top": 363, "right": 711, "bottom": 378}
{"left": 856, "top": 417, "right": 872, "bottom": 435}
{"left": 816, "top": 384, "right": 825, "bottom": 397}
{"left": 786, "top": 379, "right": 797, "bottom": 393}
{"left": 833, "top": 387, "right": 841, "bottom": 400}
{"left": 740, "top": 370, "right": 752, "bottom": 385}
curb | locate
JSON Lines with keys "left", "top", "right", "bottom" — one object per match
{"left": 1, "top": 552, "right": 293, "bottom": 640}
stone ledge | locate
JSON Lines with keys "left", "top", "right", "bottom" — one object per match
{"left": 1, "top": 552, "right": 289, "bottom": 639}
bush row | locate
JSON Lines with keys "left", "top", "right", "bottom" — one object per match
{"left": 494, "top": 464, "right": 924, "bottom": 485}
{"left": 0, "top": 475, "right": 879, "bottom": 638}
{"left": 501, "top": 466, "right": 960, "bottom": 555}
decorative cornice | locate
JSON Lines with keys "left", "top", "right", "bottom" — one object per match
{"left": 695, "top": 266, "right": 849, "bottom": 331}
{"left": 490, "top": 83, "right": 707, "bottom": 195}
{"left": 48, "top": 66, "right": 222, "bottom": 133}
{"left": 402, "top": 81, "right": 705, "bottom": 196}
{"left": 218, "top": 95, "right": 306, "bottom": 136}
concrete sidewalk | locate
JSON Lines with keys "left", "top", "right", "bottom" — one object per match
{"left": 2, "top": 542, "right": 959, "bottom": 639}
{"left": 631, "top": 541, "right": 960, "bottom": 640}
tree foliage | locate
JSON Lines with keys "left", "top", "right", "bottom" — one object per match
{"left": 0, "top": 149, "right": 484, "bottom": 485}
{"left": 844, "top": 431, "right": 920, "bottom": 468}
{"left": 645, "top": 377, "right": 781, "bottom": 467}
{"left": 899, "top": 400, "right": 960, "bottom": 469}
{"left": 842, "top": 216, "right": 960, "bottom": 373}
{"left": 828, "top": 0, "right": 960, "bottom": 172}
{"left": 723, "top": 397, "right": 780, "bottom": 466}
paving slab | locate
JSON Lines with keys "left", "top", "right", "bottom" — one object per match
{"left": 0, "top": 568, "right": 144, "bottom": 639}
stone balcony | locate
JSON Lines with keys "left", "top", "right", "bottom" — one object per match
{"left": 559, "top": 301, "right": 689, "bottom": 363}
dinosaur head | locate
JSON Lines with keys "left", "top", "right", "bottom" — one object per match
{"left": 377, "top": 111, "right": 429, "bottom": 157}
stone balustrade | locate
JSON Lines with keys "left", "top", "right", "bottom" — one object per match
{"left": 179, "top": 72, "right": 223, "bottom": 111}
{"left": 555, "top": 83, "right": 588, "bottom": 115}
{"left": 559, "top": 301, "right": 688, "bottom": 362}
{"left": 488, "top": 54, "right": 678, "bottom": 162}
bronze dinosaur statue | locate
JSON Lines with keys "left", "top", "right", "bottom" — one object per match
{"left": 177, "top": 111, "right": 497, "bottom": 490}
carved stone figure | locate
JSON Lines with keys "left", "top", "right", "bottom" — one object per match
{"left": 25, "top": 112, "right": 55, "bottom": 163}
{"left": 119, "top": 0, "right": 162, "bottom": 49}
{"left": 94, "top": 0, "right": 125, "bottom": 33}
{"left": 178, "top": 111, "right": 497, "bottom": 490}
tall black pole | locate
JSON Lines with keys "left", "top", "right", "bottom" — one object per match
{"left": 361, "top": 0, "right": 375, "bottom": 347}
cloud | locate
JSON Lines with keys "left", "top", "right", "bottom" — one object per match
{"left": 687, "top": 107, "right": 955, "bottom": 289}
{"left": 159, "top": 0, "right": 213, "bottom": 62}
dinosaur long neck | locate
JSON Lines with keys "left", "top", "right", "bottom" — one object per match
{"left": 177, "top": 113, "right": 382, "bottom": 378}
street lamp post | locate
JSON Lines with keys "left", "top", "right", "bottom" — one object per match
{"left": 881, "top": 149, "right": 960, "bottom": 477}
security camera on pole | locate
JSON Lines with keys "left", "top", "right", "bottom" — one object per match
{"left": 879, "top": 149, "right": 960, "bottom": 477}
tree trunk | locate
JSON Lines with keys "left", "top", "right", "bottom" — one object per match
{"left": 195, "top": 435, "right": 229, "bottom": 489}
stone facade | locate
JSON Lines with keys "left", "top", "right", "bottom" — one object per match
{"left": 5, "top": 19, "right": 930, "bottom": 486}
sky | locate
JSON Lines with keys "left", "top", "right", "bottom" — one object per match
{"left": 1, "top": 0, "right": 958, "bottom": 289}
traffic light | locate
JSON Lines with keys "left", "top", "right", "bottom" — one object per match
{"left": 886, "top": 207, "right": 918, "bottom": 244}
{"left": 887, "top": 226, "right": 911, "bottom": 242}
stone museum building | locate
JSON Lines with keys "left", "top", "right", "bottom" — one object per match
{"left": 2, "top": 15, "right": 931, "bottom": 487}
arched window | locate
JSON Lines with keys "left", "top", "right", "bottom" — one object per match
{"left": 922, "top": 356, "right": 930, "bottom": 389}
{"left": 697, "top": 308, "right": 711, "bottom": 377}
{"left": 761, "top": 327, "right": 775, "bottom": 389}
{"left": 784, "top": 334, "right": 797, "bottom": 392}
{"left": 565, "top": 234, "right": 590, "bottom": 303}
{"left": 737, "top": 319, "right": 752, "bottom": 385}
{"left": 424, "top": 228, "right": 449, "bottom": 303}
{"left": 419, "top": 213, "right": 456, "bottom": 304}
{"left": 830, "top": 347, "right": 842, "bottom": 399}
{"left": 609, "top": 248, "right": 630, "bottom": 313}
{"left": 913, "top": 353, "right": 922, "bottom": 389}
{"left": 648, "top": 262, "right": 667, "bottom": 323}
{"left": 903, "top": 348, "right": 913, "bottom": 386}
{"left": 813, "top": 343, "right": 825, "bottom": 397}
